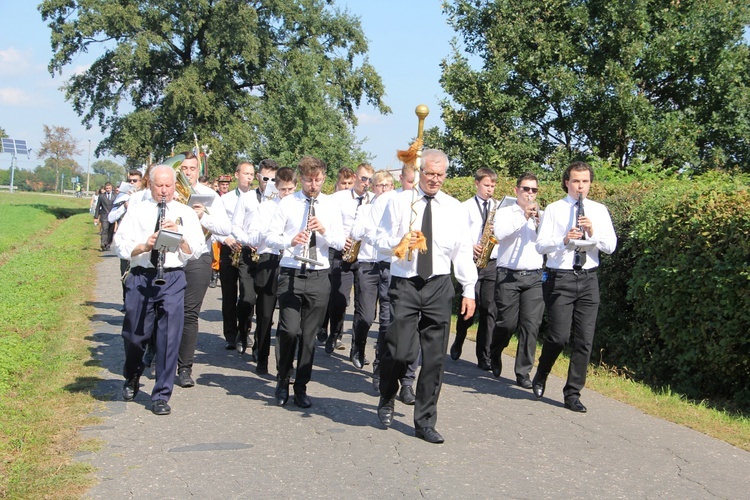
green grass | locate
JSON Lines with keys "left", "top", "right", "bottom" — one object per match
{"left": 0, "top": 193, "right": 100, "bottom": 498}
{"left": 454, "top": 317, "right": 750, "bottom": 452}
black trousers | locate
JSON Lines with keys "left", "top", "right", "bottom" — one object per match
{"left": 177, "top": 252, "right": 212, "bottom": 372}
{"left": 276, "top": 268, "right": 330, "bottom": 393}
{"left": 252, "top": 253, "right": 280, "bottom": 367}
{"left": 454, "top": 260, "right": 496, "bottom": 364}
{"left": 352, "top": 261, "right": 380, "bottom": 349}
{"left": 122, "top": 268, "right": 185, "bottom": 402}
{"left": 219, "top": 245, "right": 257, "bottom": 345}
{"left": 536, "top": 270, "right": 600, "bottom": 400}
{"left": 100, "top": 218, "right": 114, "bottom": 248}
{"left": 379, "top": 275, "right": 454, "bottom": 429}
{"left": 490, "top": 268, "right": 544, "bottom": 379}
{"left": 373, "top": 262, "right": 418, "bottom": 386}
{"left": 326, "top": 249, "right": 356, "bottom": 342}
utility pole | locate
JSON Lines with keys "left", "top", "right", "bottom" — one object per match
{"left": 85, "top": 139, "right": 92, "bottom": 194}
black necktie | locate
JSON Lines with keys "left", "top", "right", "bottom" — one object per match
{"left": 307, "top": 198, "right": 317, "bottom": 261}
{"left": 150, "top": 202, "right": 163, "bottom": 267}
{"left": 573, "top": 200, "right": 587, "bottom": 270}
{"left": 356, "top": 196, "right": 364, "bottom": 208}
{"left": 417, "top": 196, "right": 433, "bottom": 280}
{"left": 482, "top": 200, "right": 488, "bottom": 225}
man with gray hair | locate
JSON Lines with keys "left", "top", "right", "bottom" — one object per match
{"left": 114, "top": 165, "right": 205, "bottom": 415}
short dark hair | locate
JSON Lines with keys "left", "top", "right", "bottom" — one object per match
{"left": 275, "top": 166, "right": 297, "bottom": 185}
{"left": 337, "top": 166, "right": 355, "bottom": 181}
{"left": 258, "top": 159, "right": 279, "bottom": 172}
{"left": 298, "top": 156, "right": 327, "bottom": 178}
{"left": 561, "top": 161, "right": 594, "bottom": 192}
{"left": 516, "top": 172, "right": 538, "bottom": 186}
{"left": 474, "top": 167, "right": 497, "bottom": 182}
{"left": 128, "top": 170, "right": 143, "bottom": 179}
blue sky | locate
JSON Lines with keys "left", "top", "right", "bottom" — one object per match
{"left": 0, "top": 1, "right": 462, "bottom": 173}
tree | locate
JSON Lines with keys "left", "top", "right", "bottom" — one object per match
{"left": 36, "top": 125, "right": 82, "bottom": 192}
{"left": 0, "top": 126, "right": 7, "bottom": 139}
{"left": 92, "top": 159, "right": 125, "bottom": 185}
{"left": 440, "top": 0, "right": 750, "bottom": 176}
{"left": 40, "top": 0, "right": 390, "bottom": 172}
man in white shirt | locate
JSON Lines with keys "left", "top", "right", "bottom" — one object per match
{"left": 232, "top": 166, "right": 296, "bottom": 374}
{"left": 266, "top": 156, "right": 346, "bottom": 408}
{"left": 175, "top": 152, "right": 232, "bottom": 388}
{"left": 324, "top": 163, "right": 374, "bottom": 355}
{"left": 532, "top": 161, "right": 617, "bottom": 412}
{"left": 451, "top": 167, "right": 500, "bottom": 370}
{"left": 490, "top": 173, "right": 545, "bottom": 389}
{"left": 374, "top": 149, "right": 477, "bottom": 444}
{"left": 253, "top": 159, "right": 280, "bottom": 204}
{"left": 215, "top": 162, "right": 257, "bottom": 352}
{"left": 115, "top": 165, "right": 205, "bottom": 415}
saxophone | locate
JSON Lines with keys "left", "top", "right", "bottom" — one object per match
{"left": 475, "top": 200, "right": 499, "bottom": 269}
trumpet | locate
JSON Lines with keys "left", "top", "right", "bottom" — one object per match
{"left": 294, "top": 200, "right": 325, "bottom": 269}
{"left": 154, "top": 196, "right": 167, "bottom": 285}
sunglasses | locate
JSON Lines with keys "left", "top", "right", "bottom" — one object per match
{"left": 359, "top": 176, "right": 372, "bottom": 183}
{"left": 262, "top": 176, "right": 275, "bottom": 182}
{"left": 519, "top": 186, "right": 539, "bottom": 193}
{"left": 127, "top": 178, "right": 140, "bottom": 183}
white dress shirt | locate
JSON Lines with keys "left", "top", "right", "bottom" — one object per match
{"left": 266, "top": 191, "right": 346, "bottom": 270}
{"left": 349, "top": 202, "right": 377, "bottom": 262}
{"left": 214, "top": 187, "right": 253, "bottom": 244}
{"left": 114, "top": 198, "right": 205, "bottom": 269}
{"left": 493, "top": 203, "right": 544, "bottom": 270}
{"left": 235, "top": 196, "right": 279, "bottom": 255}
{"left": 535, "top": 194, "right": 617, "bottom": 269}
{"left": 189, "top": 183, "right": 232, "bottom": 255}
{"left": 375, "top": 187, "right": 478, "bottom": 299}
{"left": 462, "top": 195, "right": 499, "bottom": 261}
{"left": 352, "top": 190, "right": 397, "bottom": 263}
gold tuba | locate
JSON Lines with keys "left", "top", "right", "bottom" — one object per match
{"left": 475, "top": 200, "right": 499, "bottom": 269}
{"left": 161, "top": 153, "right": 211, "bottom": 239}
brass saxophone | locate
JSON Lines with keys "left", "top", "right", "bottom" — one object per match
{"left": 231, "top": 245, "right": 260, "bottom": 267}
{"left": 475, "top": 200, "right": 499, "bottom": 269}
{"left": 342, "top": 239, "right": 362, "bottom": 263}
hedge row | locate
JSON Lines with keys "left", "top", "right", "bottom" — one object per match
{"left": 444, "top": 171, "right": 750, "bottom": 410}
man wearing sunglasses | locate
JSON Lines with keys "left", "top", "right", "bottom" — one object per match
{"left": 255, "top": 159, "right": 279, "bottom": 203}
{"left": 325, "top": 163, "right": 375, "bottom": 355}
{"left": 532, "top": 162, "right": 617, "bottom": 413}
{"left": 489, "top": 172, "right": 545, "bottom": 390}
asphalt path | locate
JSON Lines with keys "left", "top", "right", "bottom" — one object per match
{"left": 77, "top": 253, "right": 750, "bottom": 499}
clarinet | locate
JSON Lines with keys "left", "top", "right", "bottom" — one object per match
{"left": 154, "top": 196, "right": 167, "bottom": 285}
{"left": 573, "top": 193, "right": 587, "bottom": 271}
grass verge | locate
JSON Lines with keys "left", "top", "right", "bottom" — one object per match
{"left": 452, "top": 317, "right": 750, "bottom": 452}
{"left": 0, "top": 194, "right": 102, "bottom": 498}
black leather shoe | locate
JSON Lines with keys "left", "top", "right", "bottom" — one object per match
{"left": 236, "top": 337, "right": 247, "bottom": 355}
{"left": 293, "top": 391, "right": 312, "bottom": 408}
{"left": 152, "top": 400, "right": 171, "bottom": 415}
{"left": 324, "top": 338, "right": 335, "bottom": 354}
{"left": 565, "top": 398, "right": 588, "bottom": 413}
{"left": 517, "top": 376, "right": 533, "bottom": 390}
{"left": 177, "top": 368, "right": 195, "bottom": 388}
{"left": 350, "top": 347, "right": 365, "bottom": 369}
{"left": 449, "top": 342, "right": 461, "bottom": 361}
{"left": 275, "top": 379, "right": 290, "bottom": 406}
{"left": 415, "top": 427, "right": 444, "bottom": 444}
{"left": 122, "top": 376, "right": 139, "bottom": 401}
{"left": 335, "top": 339, "right": 345, "bottom": 350}
{"left": 225, "top": 341, "right": 236, "bottom": 351}
{"left": 477, "top": 359, "right": 492, "bottom": 371}
{"left": 532, "top": 374, "right": 547, "bottom": 398}
{"left": 256, "top": 363, "right": 268, "bottom": 375}
{"left": 377, "top": 397, "right": 395, "bottom": 427}
{"left": 316, "top": 329, "right": 327, "bottom": 343}
{"left": 399, "top": 385, "right": 416, "bottom": 405}
{"left": 491, "top": 357, "right": 502, "bottom": 378}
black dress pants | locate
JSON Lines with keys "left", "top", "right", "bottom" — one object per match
{"left": 177, "top": 252, "right": 212, "bottom": 373}
{"left": 276, "top": 268, "right": 330, "bottom": 393}
{"left": 454, "top": 261, "right": 497, "bottom": 364}
{"left": 379, "top": 275, "right": 454, "bottom": 429}
{"left": 536, "top": 270, "right": 599, "bottom": 400}
{"left": 252, "top": 254, "right": 280, "bottom": 366}
{"left": 326, "top": 249, "right": 356, "bottom": 342}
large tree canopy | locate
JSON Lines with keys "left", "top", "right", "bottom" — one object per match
{"left": 40, "top": 0, "right": 390, "bottom": 171}
{"left": 440, "top": 0, "right": 750, "bottom": 176}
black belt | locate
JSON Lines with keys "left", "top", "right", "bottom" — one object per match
{"left": 498, "top": 267, "right": 542, "bottom": 277}
{"left": 280, "top": 266, "right": 328, "bottom": 276}
{"left": 546, "top": 267, "right": 597, "bottom": 276}
{"left": 131, "top": 266, "right": 184, "bottom": 274}
{"left": 258, "top": 253, "right": 281, "bottom": 261}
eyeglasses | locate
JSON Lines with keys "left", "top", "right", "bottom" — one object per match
{"left": 519, "top": 186, "right": 539, "bottom": 193}
{"left": 420, "top": 170, "right": 445, "bottom": 180}
{"left": 262, "top": 176, "right": 275, "bottom": 182}
{"left": 359, "top": 176, "right": 372, "bottom": 183}
{"left": 127, "top": 178, "right": 140, "bottom": 183}
{"left": 374, "top": 183, "right": 392, "bottom": 189}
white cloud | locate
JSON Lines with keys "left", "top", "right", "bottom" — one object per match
{"left": 356, "top": 112, "right": 384, "bottom": 125}
{"left": 0, "top": 47, "right": 36, "bottom": 77}
{"left": 0, "top": 87, "right": 36, "bottom": 106}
